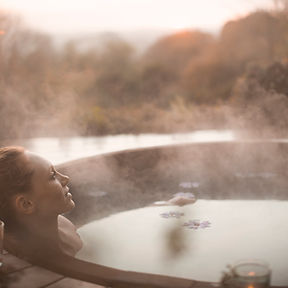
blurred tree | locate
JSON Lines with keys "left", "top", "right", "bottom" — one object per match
{"left": 86, "top": 38, "right": 139, "bottom": 108}
{"left": 140, "top": 30, "right": 215, "bottom": 106}
{"left": 182, "top": 11, "right": 288, "bottom": 104}
{"left": 251, "top": 61, "right": 288, "bottom": 96}
{"left": 219, "top": 11, "right": 287, "bottom": 65}
{"left": 139, "top": 63, "right": 177, "bottom": 107}
{"left": 181, "top": 53, "right": 237, "bottom": 104}
{"left": 273, "top": 0, "right": 288, "bottom": 11}
{"left": 231, "top": 61, "right": 288, "bottom": 135}
{"left": 144, "top": 30, "right": 214, "bottom": 73}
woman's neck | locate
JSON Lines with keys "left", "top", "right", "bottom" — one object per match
{"left": 13, "top": 214, "right": 59, "bottom": 245}
{"left": 6, "top": 214, "right": 61, "bottom": 259}
{"left": 26, "top": 215, "right": 59, "bottom": 241}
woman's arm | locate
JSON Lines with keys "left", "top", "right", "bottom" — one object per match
{"left": 33, "top": 248, "right": 195, "bottom": 288}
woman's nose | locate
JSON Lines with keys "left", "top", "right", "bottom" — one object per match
{"left": 59, "top": 173, "right": 69, "bottom": 186}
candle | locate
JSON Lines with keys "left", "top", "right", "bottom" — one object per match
{"left": 231, "top": 260, "right": 271, "bottom": 288}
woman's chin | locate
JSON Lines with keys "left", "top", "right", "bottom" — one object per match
{"left": 63, "top": 199, "right": 75, "bottom": 213}
{"left": 68, "top": 200, "right": 75, "bottom": 210}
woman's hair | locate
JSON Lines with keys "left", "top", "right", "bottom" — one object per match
{"left": 0, "top": 146, "right": 34, "bottom": 224}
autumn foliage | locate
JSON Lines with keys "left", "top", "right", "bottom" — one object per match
{"left": 0, "top": 9, "right": 288, "bottom": 139}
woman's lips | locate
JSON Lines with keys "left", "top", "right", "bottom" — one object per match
{"left": 64, "top": 187, "right": 72, "bottom": 198}
{"left": 65, "top": 192, "right": 72, "bottom": 199}
{"left": 64, "top": 191, "right": 73, "bottom": 201}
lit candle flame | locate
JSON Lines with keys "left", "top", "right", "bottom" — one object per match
{"left": 247, "top": 285, "right": 255, "bottom": 288}
{"left": 248, "top": 271, "right": 256, "bottom": 276}
{"left": 0, "top": 30, "right": 5, "bottom": 35}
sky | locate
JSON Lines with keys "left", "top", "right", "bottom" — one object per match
{"left": 0, "top": 0, "right": 274, "bottom": 35}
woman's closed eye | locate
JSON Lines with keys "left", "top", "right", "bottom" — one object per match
{"left": 50, "top": 170, "right": 57, "bottom": 180}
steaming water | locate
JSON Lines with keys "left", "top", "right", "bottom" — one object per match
{"left": 76, "top": 200, "right": 288, "bottom": 286}
{"left": 5, "top": 130, "right": 235, "bottom": 164}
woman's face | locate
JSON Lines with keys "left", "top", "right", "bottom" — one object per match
{"left": 25, "top": 152, "right": 75, "bottom": 217}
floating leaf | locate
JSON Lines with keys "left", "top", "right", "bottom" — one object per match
{"left": 160, "top": 211, "right": 185, "bottom": 219}
{"left": 183, "top": 219, "right": 211, "bottom": 229}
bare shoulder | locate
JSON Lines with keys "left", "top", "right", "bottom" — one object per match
{"left": 58, "top": 215, "right": 83, "bottom": 256}
{"left": 58, "top": 215, "right": 77, "bottom": 231}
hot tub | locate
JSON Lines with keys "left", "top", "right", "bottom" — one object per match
{"left": 55, "top": 141, "right": 288, "bottom": 287}
{"left": 76, "top": 199, "right": 288, "bottom": 286}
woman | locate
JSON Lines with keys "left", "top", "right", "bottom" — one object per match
{"left": 0, "top": 146, "right": 195, "bottom": 288}
{"left": 0, "top": 146, "right": 83, "bottom": 258}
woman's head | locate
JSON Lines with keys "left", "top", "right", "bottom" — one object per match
{"left": 0, "top": 146, "right": 74, "bottom": 227}
{"left": 0, "top": 147, "right": 31, "bottom": 224}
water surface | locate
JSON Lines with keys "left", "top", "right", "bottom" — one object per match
{"left": 3, "top": 130, "right": 235, "bottom": 164}
{"left": 77, "top": 200, "right": 288, "bottom": 286}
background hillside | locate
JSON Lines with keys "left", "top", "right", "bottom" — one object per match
{"left": 0, "top": 6, "right": 288, "bottom": 139}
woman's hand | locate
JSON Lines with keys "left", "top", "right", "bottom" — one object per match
{"left": 152, "top": 194, "right": 196, "bottom": 207}
{"left": 167, "top": 195, "right": 196, "bottom": 206}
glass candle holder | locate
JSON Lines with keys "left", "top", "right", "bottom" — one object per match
{"left": 230, "top": 260, "right": 271, "bottom": 288}
{"left": 0, "top": 220, "right": 4, "bottom": 269}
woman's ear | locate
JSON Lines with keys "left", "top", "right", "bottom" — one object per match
{"left": 14, "top": 194, "right": 35, "bottom": 215}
